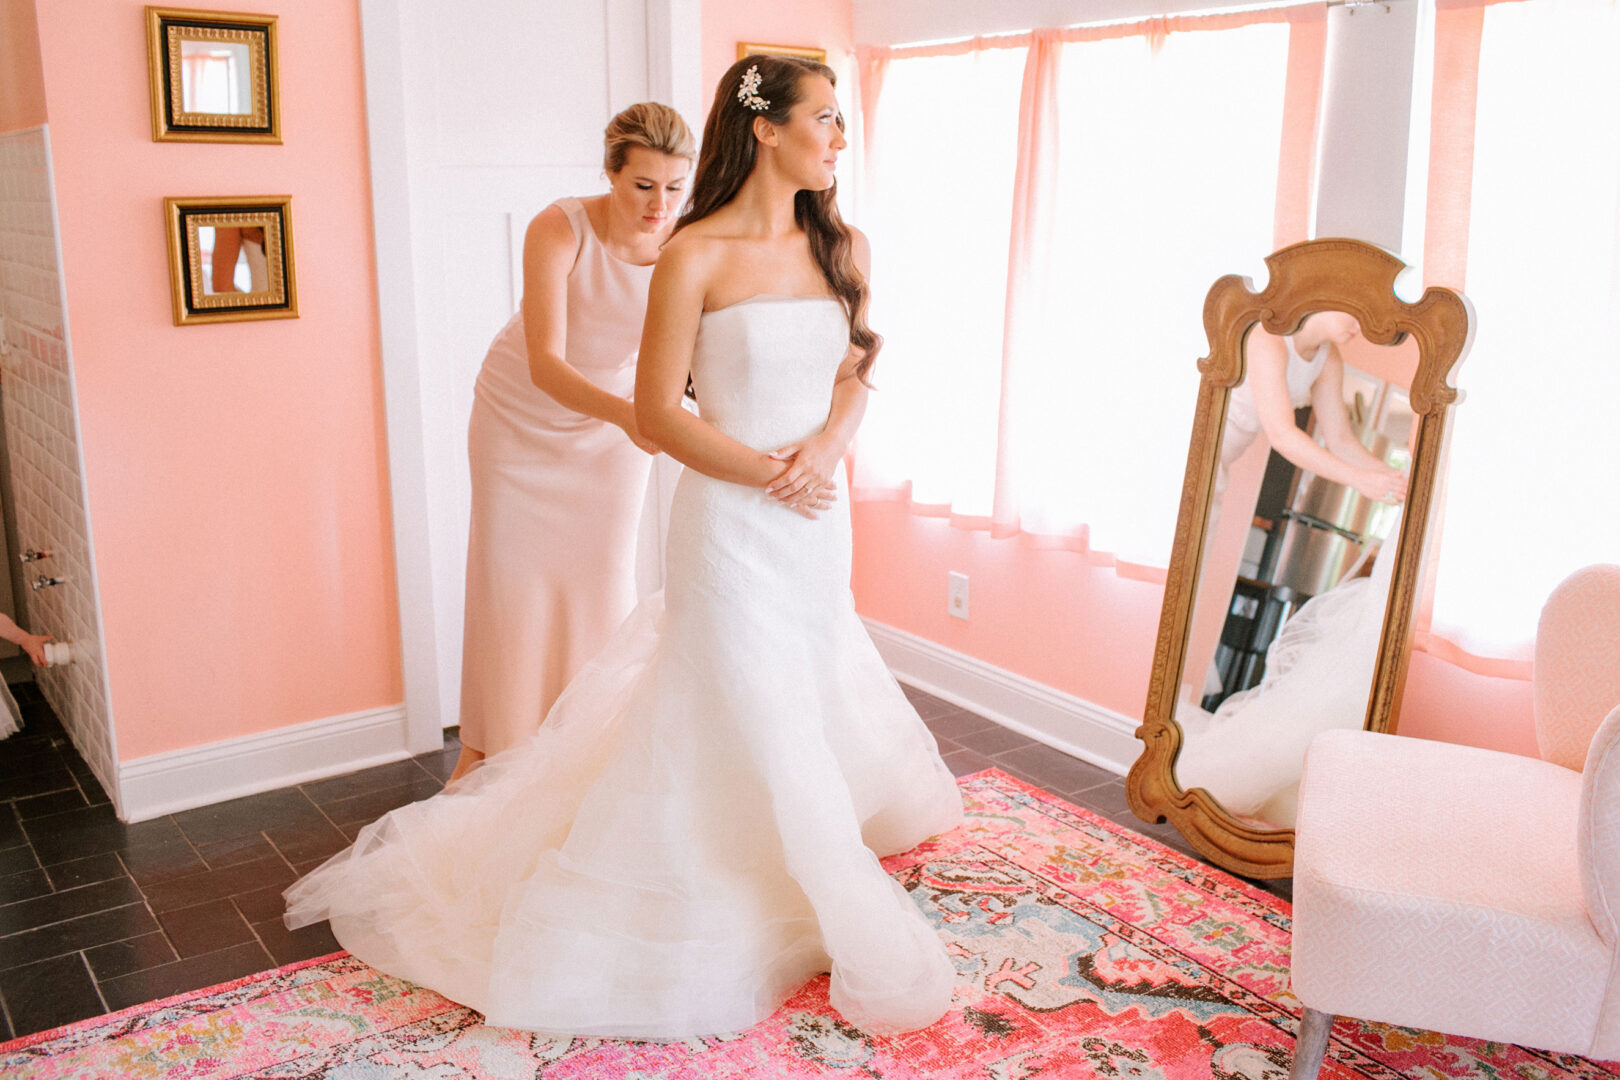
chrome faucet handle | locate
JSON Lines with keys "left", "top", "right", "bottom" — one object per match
{"left": 30, "top": 574, "right": 66, "bottom": 591}
{"left": 19, "top": 548, "right": 51, "bottom": 563}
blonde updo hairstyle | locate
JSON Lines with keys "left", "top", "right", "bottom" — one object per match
{"left": 603, "top": 102, "right": 696, "bottom": 174}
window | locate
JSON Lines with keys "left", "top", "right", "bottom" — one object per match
{"left": 856, "top": 10, "right": 1318, "bottom": 573}
{"left": 1424, "top": 0, "right": 1620, "bottom": 668}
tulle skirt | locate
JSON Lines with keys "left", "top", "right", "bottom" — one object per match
{"left": 285, "top": 466, "right": 964, "bottom": 1038}
{"left": 1176, "top": 512, "right": 1404, "bottom": 826}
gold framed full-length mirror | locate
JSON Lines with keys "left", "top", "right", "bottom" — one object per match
{"left": 1126, "top": 238, "right": 1471, "bottom": 879}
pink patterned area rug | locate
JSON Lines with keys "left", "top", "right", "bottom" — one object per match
{"left": 4, "top": 769, "right": 1616, "bottom": 1079}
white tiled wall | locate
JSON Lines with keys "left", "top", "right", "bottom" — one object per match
{"left": 0, "top": 126, "right": 118, "bottom": 801}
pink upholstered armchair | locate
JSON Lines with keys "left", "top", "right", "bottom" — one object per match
{"left": 1288, "top": 564, "right": 1620, "bottom": 1078}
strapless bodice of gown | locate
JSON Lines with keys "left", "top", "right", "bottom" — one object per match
{"left": 690, "top": 294, "right": 853, "bottom": 446}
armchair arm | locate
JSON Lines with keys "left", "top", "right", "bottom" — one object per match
{"left": 1584, "top": 704, "right": 1620, "bottom": 1058}
{"left": 1579, "top": 703, "right": 1620, "bottom": 947}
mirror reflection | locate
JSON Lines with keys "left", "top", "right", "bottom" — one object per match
{"left": 178, "top": 38, "right": 255, "bottom": 116}
{"left": 1174, "top": 312, "right": 1411, "bottom": 829}
{"left": 200, "top": 225, "right": 269, "bottom": 295}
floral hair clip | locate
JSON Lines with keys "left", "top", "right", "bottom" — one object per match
{"left": 737, "top": 64, "right": 771, "bottom": 112}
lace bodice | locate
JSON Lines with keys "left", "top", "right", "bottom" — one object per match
{"left": 691, "top": 296, "right": 849, "bottom": 451}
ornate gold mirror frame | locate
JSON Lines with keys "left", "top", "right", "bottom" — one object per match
{"left": 736, "top": 43, "right": 829, "bottom": 62}
{"left": 163, "top": 195, "right": 298, "bottom": 325}
{"left": 146, "top": 6, "right": 281, "bottom": 144}
{"left": 1125, "top": 238, "right": 1471, "bottom": 878}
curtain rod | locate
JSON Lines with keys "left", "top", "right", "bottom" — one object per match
{"left": 888, "top": 0, "right": 1377, "bottom": 52}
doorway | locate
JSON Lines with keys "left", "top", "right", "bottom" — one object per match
{"left": 360, "top": 0, "right": 702, "bottom": 751}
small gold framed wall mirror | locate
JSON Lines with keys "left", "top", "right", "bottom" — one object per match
{"left": 736, "top": 43, "right": 829, "bottom": 63}
{"left": 1125, "top": 238, "right": 1471, "bottom": 879}
{"left": 146, "top": 7, "right": 281, "bottom": 143}
{"left": 164, "top": 195, "right": 297, "bottom": 325}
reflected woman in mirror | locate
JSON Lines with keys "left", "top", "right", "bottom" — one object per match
{"left": 1220, "top": 312, "right": 1407, "bottom": 503}
{"left": 285, "top": 56, "right": 961, "bottom": 1038}
{"left": 450, "top": 103, "right": 695, "bottom": 782}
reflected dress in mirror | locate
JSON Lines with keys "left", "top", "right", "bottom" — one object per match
{"left": 1175, "top": 317, "right": 1408, "bottom": 827}
{"left": 283, "top": 297, "right": 963, "bottom": 1038}
{"left": 1175, "top": 509, "right": 1400, "bottom": 826}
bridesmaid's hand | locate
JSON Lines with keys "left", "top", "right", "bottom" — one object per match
{"left": 615, "top": 399, "right": 661, "bottom": 455}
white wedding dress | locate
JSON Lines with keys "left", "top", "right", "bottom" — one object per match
{"left": 284, "top": 295, "right": 964, "bottom": 1038}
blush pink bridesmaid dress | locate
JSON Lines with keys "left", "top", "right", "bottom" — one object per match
{"left": 458, "top": 197, "right": 655, "bottom": 761}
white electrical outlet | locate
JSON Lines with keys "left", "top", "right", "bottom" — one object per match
{"left": 948, "top": 571, "right": 969, "bottom": 620}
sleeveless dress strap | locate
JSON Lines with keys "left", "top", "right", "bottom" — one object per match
{"left": 1281, "top": 335, "right": 1331, "bottom": 408}
{"left": 554, "top": 197, "right": 590, "bottom": 270}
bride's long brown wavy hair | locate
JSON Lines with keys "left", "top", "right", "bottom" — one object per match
{"left": 673, "top": 54, "right": 880, "bottom": 381}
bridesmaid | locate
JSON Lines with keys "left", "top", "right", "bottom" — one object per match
{"left": 453, "top": 103, "right": 696, "bottom": 781}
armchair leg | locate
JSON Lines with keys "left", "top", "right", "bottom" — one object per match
{"left": 1289, "top": 1007, "right": 1334, "bottom": 1080}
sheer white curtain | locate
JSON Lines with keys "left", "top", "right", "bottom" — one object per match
{"left": 1012, "top": 25, "right": 1292, "bottom": 565}
{"left": 855, "top": 18, "right": 1300, "bottom": 570}
{"left": 1428, "top": 0, "right": 1620, "bottom": 664}
{"left": 857, "top": 47, "right": 1027, "bottom": 517}
{"left": 181, "top": 52, "right": 236, "bottom": 114}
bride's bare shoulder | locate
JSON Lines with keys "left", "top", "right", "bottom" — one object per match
{"left": 655, "top": 223, "right": 746, "bottom": 289}
{"left": 662, "top": 223, "right": 723, "bottom": 252}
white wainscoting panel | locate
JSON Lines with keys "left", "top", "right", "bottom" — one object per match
{"left": 864, "top": 618, "right": 1141, "bottom": 777}
{"left": 119, "top": 705, "right": 412, "bottom": 822}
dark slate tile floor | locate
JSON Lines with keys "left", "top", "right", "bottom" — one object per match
{"left": 0, "top": 680, "right": 1288, "bottom": 1042}
{"left": 0, "top": 687, "right": 460, "bottom": 1041}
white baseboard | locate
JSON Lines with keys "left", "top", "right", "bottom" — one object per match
{"left": 863, "top": 618, "right": 1141, "bottom": 777}
{"left": 118, "top": 705, "right": 415, "bottom": 822}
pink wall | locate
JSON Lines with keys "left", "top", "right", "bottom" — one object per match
{"left": 0, "top": 0, "right": 47, "bottom": 132}
{"left": 852, "top": 502, "right": 1164, "bottom": 720}
{"left": 1341, "top": 333, "right": 1418, "bottom": 387}
{"left": 854, "top": 501, "right": 1536, "bottom": 755}
{"left": 34, "top": 1, "right": 401, "bottom": 759}
{"left": 701, "top": 0, "right": 854, "bottom": 107}
{"left": 1398, "top": 650, "right": 1536, "bottom": 755}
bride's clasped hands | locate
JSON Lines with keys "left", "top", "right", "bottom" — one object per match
{"left": 765, "top": 384, "right": 863, "bottom": 517}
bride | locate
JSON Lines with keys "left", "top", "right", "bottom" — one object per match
{"left": 283, "top": 54, "right": 964, "bottom": 1040}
